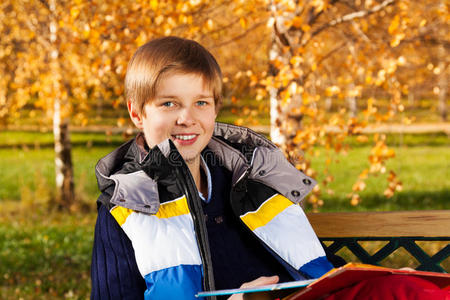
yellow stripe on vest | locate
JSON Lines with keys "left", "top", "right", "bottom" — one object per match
{"left": 111, "top": 206, "right": 134, "bottom": 226}
{"left": 240, "top": 194, "right": 292, "bottom": 231}
{"left": 111, "top": 196, "right": 189, "bottom": 226}
{"left": 156, "top": 196, "right": 190, "bottom": 219}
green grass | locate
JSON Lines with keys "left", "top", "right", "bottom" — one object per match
{"left": 0, "top": 146, "right": 117, "bottom": 204}
{"left": 308, "top": 145, "right": 450, "bottom": 211}
{"left": 1, "top": 132, "right": 448, "bottom": 212}
{"left": 0, "top": 131, "right": 127, "bottom": 148}
{"left": 0, "top": 212, "right": 94, "bottom": 299}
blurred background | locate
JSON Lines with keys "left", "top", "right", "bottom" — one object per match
{"left": 0, "top": 0, "right": 448, "bottom": 298}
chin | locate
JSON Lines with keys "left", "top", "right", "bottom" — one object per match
{"left": 182, "top": 153, "right": 200, "bottom": 164}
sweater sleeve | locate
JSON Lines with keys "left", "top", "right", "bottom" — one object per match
{"left": 91, "top": 204, "right": 146, "bottom": 300}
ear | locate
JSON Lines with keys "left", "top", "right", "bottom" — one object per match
{"left": 127, "top": 100, "right": 144, "bottom": 129}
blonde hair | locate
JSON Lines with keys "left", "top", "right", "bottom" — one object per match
{"left": 125, "top": 36, "right": 222, "bottom": 115}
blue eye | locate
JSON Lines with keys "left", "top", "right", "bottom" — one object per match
{"left": 162, "top": 101, "right": 174, "bottom": 107}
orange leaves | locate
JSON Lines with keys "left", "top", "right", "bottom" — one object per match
{"left": 325, "top": 86, "right": 340, "bottom": 97}
{"left": 239, "top": 17, "right": 247, "bottom": 29}
{"left": 388, "top": 15, "right": 400, "bottom": 34}
{"left": 350, "top": 194, "right": 361, "bottom": 206}
{"left": 356, "top": 135, "right": 369, "bottom": 143}
{"left": 291, "top": 16, "right": 303, "bottom": 28}
{"left": 116, "top": 117, "right": 127, "bottom": 127}
{"left": 290, "top": 56, "right": 304, "bottom": 67}
{"left": 135, "top": 32, "right": 148, "bottom": 47}
{"left": 70, "top": 7, "right": 81, "bottom": 19}
{"left": 368, "top": 138, "right": 395, "bottom": 173}
{"left": 205, "top": 19, "right": 214, "bottom": 30}
{"left": 352, "top": 180, "right": 366, "bottom": 192}
{"left": 347, "top": 117, "right": 365, "bottom": 135}
{"left": 388, "top": 14, "right": 407, "bottom": 47}
{"left": 384, "top": 171, "right": 402, "bottom": 198}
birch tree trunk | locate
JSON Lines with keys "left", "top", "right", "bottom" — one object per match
{"left": 438, "top": 44, "right": 447, "bottom": 121}
{"left": 269, "top": 34, "right": 286, "bottom": 146}
{"left": 347, "top": 83, "right": 357, "bottom": 118}
{"left": 268, "top": 1, "right": 303, "bottom": 149}
{"left": 50, "top": 0, "right": 74, "bottom": 209}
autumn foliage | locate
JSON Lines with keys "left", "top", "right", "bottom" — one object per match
{"left": 0, "top": 0, "right": 448, "bottom": 210}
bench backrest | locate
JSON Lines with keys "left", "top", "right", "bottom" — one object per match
{"left": 306, "top": 210, "right": 450, "bottom": 273}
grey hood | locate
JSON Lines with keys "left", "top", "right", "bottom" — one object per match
{"left": 95, "top": 122, "right": 316, "bottom": 214}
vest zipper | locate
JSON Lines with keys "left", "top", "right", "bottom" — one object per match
{"left": 175, "top": 166, "right": 216, "bottom": 299}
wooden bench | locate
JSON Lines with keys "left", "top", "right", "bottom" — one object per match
{"left": 306, "top": 210, "right": 450, "bottom": 273}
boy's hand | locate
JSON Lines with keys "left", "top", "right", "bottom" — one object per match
{"left": 228, "top": 275, "right": 279, "bottom": 300}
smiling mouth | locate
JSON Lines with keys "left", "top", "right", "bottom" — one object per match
{"left": 173, "top": 134, "right": 197, "bottom": 141}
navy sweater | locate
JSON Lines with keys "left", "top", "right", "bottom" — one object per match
{"left": 202, "top": 158, "right": 294, "bottom": 291}
{"left": 91, "top": 205, "right": 146, "bottom": 299}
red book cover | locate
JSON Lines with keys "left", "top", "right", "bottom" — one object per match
{"left": 285, "top": 263, "right": 450, "bottom": 300}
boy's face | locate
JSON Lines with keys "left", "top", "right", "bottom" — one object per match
{"left": 129, "top": 72, "right": 217, "bottom": 165}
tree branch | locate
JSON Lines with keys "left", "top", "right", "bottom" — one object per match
{"left": 210, "top": 20, "right": 266, "bottom": 48}
{"left": 303, "top": 42, "right": 347, "bottom": 82}
{"left": 305, "top": 0, "right": 395, "bottom": 46}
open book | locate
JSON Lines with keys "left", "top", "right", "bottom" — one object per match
{"left": 196, "top": 263, "right": 450, "bottom": 299}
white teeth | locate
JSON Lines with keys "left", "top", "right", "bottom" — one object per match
{"left": 174, "top": 134, "right": 196, "bottom": 141}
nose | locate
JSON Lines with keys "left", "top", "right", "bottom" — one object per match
{"left": 176, "top": 107, "right": 196, "bottom": 126}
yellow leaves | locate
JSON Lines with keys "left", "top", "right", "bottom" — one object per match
{"left": 347, "top": 85, "right": 362, "bottom": 98}
{"left": 375, "top": 69, "right": 386, "bottom": 86}
{"left": 390, "top": 33, "right": 405, "bottom": 47}
{"left": 388, "top": 15, "right": 400, "bottom": 34}
{"left": 347, "top": 118, "right": 365, "bottom": 135}
{"left": 368, "top": 137, "right": 395, "bottom": 175}
{"left": 70, "top": 7, "right": 80, "bottom": 19}
{"left": 325, "top": 85, "right": 340, "bottom": 97}
{"left": 388, "top": 14, "right": 407, "bottom": 47}
{"left": 350, "top": 194, "right": 361, "bottom": 206}
{"left": 290, "top": 56, "right": 303, "bottom": 67}
{"left": 352, "top": 180, "right": 366, "bottom": 192}
{"left": 155, "top": 15, "right": 165, "bottom": 25}
{"left": 179, "top": 14, "right": 191, "bottom": 25}
{"left": 234, "top": 118, "right": 244, "bottom": 126}
{"left": 150, "top": 0, "right": 158, "bottom": 10}
{"left": 190, "top": 0, "right": 202, "bottom": 6}
{"left": 359, "top": 169, "right": 369, "bottom": 180}
{"left": 292, "top": 16, "right": 303, "bottom": 28}
{"left": 135, "top": 32, "right": 147, "bottom": 47}
{"left": 239, "top": 17, "right": 247, "bottom": 29}
{"left": 117, "top": 117, "right": 126, "bottom": 127}
{"left": 112, "top": 100, "right": 121, "bottom": 109}
{"left": 356, "top": 135, "right": 369, "bottom": 143}
{"left": 384, "top": 171, "right": 402, "bottom": 198}
{"left": 370, "top": 141, "right": 395, "bottom": 160}
{"left": 82, "top": 24, "right": 90, "bottom": 39}
{"left": 206, "top": 19, "right": 214, "bottom": 30}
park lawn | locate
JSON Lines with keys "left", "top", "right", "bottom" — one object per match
{"left": 0, "top": 211, "right": 95, "bottom": 299}
{"left": 0, "top": 132, "right": 448, "bottom": 212}
{"left": 0, "top": 146, "right": 114, "bottom": 206}
{"left": 308, "top": 145, "right": 450, "bottom": 211}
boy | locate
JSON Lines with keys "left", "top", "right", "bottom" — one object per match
{"left": 90, "top": 36, "right": 334, "bottom": 299}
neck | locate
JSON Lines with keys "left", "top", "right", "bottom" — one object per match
{"left": 186, "top": 157, "right": 207, "bottom": 197}
{"left": 187, "top": 158, "right": 201, "bottom": 190}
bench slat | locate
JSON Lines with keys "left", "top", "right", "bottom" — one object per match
{"left": 306, "top": 210, "right": 450, "bottom": 238}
